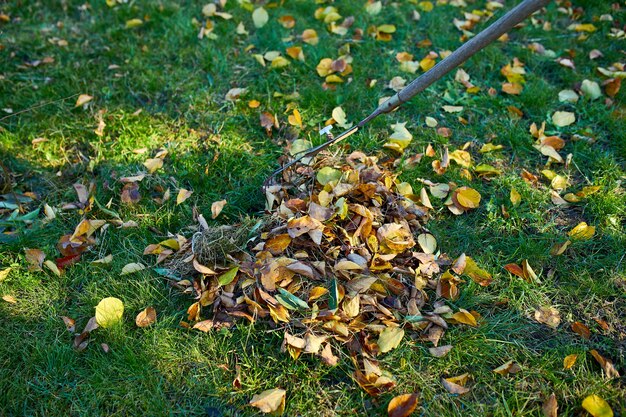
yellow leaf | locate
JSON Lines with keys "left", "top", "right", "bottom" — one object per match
{"left": 563, "top": 354, "right": 578, "bottom": 369}
{"left": 302, "top": 29, "right": 319, "bottom": 45}
{"left": 75, "top": 94, "right": 93, "bottom": 107}
{"left": 176, "top": 188, "right": 193, "bottom": 205}
{"left": 143, "top": 158, "right": 163, "bottom": 174}
{"left": 121, "top": 262, "right": 145, "bottom": 275}
{"left": 455, "top": 187, "right": 481, "bottom": 209}
{"left": 582, "top": 395, "right": 613, "bottom": 417}
{"left": 287, "top": 109, "right": 302, "bottom": 128}
{"left": 552, "top": 111, "right": 576, "bottom": 127}
{"left": 510, "top": 188, "right": 521, "bottom": 206}
{"left": 377, "top": 326, "right": 404, "bottom": 353}
{"left": 125, "top": 18, "right": 143, "bottom": 29}
{"left": 270, "top": 56, "right": 290, "bottom": 68}
{"left": 448, "top": 150, "right": 472, "bottom": 167}
{"left": 248, "top": 100, "right": 260, "bottom": 108}
{"left": 568, "top": 222, "right": 595, "bottom": 240}
{"left": 211, "top": 199, "right": 227, "bottom": 219}
{"left": 480, "top": 143, "right": 503, "bottom": 153}
{"left": 252, "top": 7, "right": 269, "bottom": 28}
{"left": 249, "top": 388, "right": 286, "bottom": 414}
{"left": 2, "top": 295, "right": 17, "bottom": 304}
{"left": 332, "top": 106, "right": 350, "bottom": 128}
{"left": 135, "top": 307, "right": 157, "bottom": 328}
{"left": 452, "top": 309, "right": 478, "bottom": 327}
{"left": 95, "top": 297, "right": 124, "bottom": 328}
{"left": 0, "top": 267, "right": 11, "bottom": 282}
{"left": 417, "top": 233, "right": 437, "bottom": 254}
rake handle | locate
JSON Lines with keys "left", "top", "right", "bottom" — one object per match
{"left": 360, "top": 0, "right": 551, "bottom": 126}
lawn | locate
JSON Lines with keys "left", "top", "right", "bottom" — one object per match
{"left": 0, "top": 0, "right": 624, "bottom": 416}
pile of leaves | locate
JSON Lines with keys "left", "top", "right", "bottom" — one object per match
{"left": 149, "top": 144, "right": 491, "bottom": 403}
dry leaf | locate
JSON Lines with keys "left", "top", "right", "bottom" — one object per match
{"left": 135, "top": 307, "right": 157, "bottom": 328}
{"left": 252, "top": 7, "right": 269, "bottom": 28}
{"left": 25, "top": 248, "right": 45, "bottom": 271}
{"left": 2, "top": 295, "right": 17, "bottom": 304}
{"left": 211, "top": 199, "right": 227, "bottom": 219}
{"left": 534, "top": 306, "right": 561, "bottom": 329}
{"left": 75, "top": 94, "right": 93, "bottom": 107}
{"left": 249, "top": 388, "right": 286, "bottom": 414}
{"left": 176, "top": 189, "right": 193, "bottom": 205}
{"left": 552, "top": 111, "right": 575, "bottom": 127}
{"left": 121, "top": 262, "right": 145, "bottom": 275}
{"left": 387, "top": 392, "right": 419, "bottom": 417}
{"left": 377, "top": 327, "right": 404, "bottom": 353}
{"left": 542, "top": 393, "right": 558, "bottom": 417}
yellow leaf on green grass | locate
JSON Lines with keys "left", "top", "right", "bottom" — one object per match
{"left": 249, "top": 388, "right": 286, "bottom": 414}
{"left": 552, "top": 111, "right": 576, "bottom": 127}
{"left": 211, "top": 199, "right": 227, "bottom": 219}
{"left": 455, "top": 187, "right": 481, "bottom": 209}
{"left": 121, "top": 262, "right": 145, "bottom": 275}
{"left": 287, "top": 109, "right": 302, "bottom": 128}
{"left": 95, "top": 297, "right": 124, "bottom": 328}
{"left": 302, "top": 29, "right": 319, "bottom": 45}
{"left": 125, "top": 18, "right": 143, "bottom": 29}
{"left": 2, "top": 295, "right": 17, "bottom": 304}
{"left": 568, "top": 222, "right": 595, "bottom": 240}
{"left": 582, "top": 395, "right": 613, "bottom": 417}
{"left": 143, "top": 158, "right": 163, "bottom": 174}
{"left": 252, "top": 7, "right": 269, "bottom": 28}
{"left": 176, "top": 188, "right": 193, "bottom": 205}
{"left": 452, "top": 309, "right": 478, "bottom": 326}
{"left": 387, "top": 392, "right": 420, "bottom": 417}
{"left": 510, "top": 188, "right": 521, "bottom": 206}
{"left": 563, "top": 354, "right": 578, "bottom": 369}
{"left": 0, "top": 267, "right": 11, "bottom": 282}
{"left": 75, "top": 94, "right": 93, "bottom": 107}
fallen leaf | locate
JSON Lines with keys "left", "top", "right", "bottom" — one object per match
{"left": 590, "top": 350, "right": 620, "bottom": 379}
{"left": 0, "top": 267, "right": 11, "bottom": 282}
{"left": 125, "top": 18, "right": 143, "bottom": 28}
{"left": 135, "top": 307, "right": 156, "bottom": 328}
{"left": 534, "top": 306, "right": 561, "bottom": 329}
{"left": 563, "top": 354, "right": 578, "bottom": 370}
{"left": 75, "top": 94, "right": 93, "bottom": 107}
{"left": 493, "top": 360, "right": 521, "bottom": 376}
{"left": 95, "top": 297, "right": 124, "bottom": 328}
{"left": 249, "top": 388, "right": 286, "bottom": 414}
{"left": 377, "top": 326, "right": 404, "bottom": 353}
{"left": 252, "top": 7, "right": 269, "bottom": 28}
{"left": 429, "top": 345, "right": 452, "bottom": 358}
{"left": 552, "top": 111, "right": 576, "bottom": 127}
{"left": 568, "top": 222, "right": 595, "bottom": 240}
{"left": 320, "top": 343, "right": 338, "bottom": 366}
{"left": 25, "top": 248, "right": 45, "bottom": 271}
{"left": 571, "top": 321, "right": 590, "bottom": 339}
{"left": 176, "top": 189, "right": 193, "bottom": 205}
{"left": 387, "top": 392, "right": 419, "bottom": 417}
{"left": 455, "top": 187, "right": 481, "bottom": 209}
{"left": 211, "top": 199, "right": 227, "bottom": 219}
{"left": 143, "top": 158, "right": 163, "bottom": 174}
{"left": 542, "top": 393, "right": 558, "bottom": 417}
{"left": 582, "top": 395, "right": 613, "bottom": 417}
{"left": 121, "top": 262, "right": 145, "bottom": 275}
{"left": 2, "top": 295, "right": 16, "bottom": 304}
{"left": 441, "top": 374, "right": 470, "bottom": 395}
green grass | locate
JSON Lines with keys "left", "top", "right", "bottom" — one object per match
{"left": 1, "top": 0, "right": 625, "bottom": 415}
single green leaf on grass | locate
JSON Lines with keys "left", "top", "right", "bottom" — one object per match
{"left": 95, "top": 297, "right": 124, "bottom": 328}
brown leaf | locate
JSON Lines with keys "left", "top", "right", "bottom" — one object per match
{"left": 542, "top": 393, "right": 558, "bottom": 417}
{"left": 387, "top": 392, "right": 419, "bottom": 417}
{"left": 590, "top": 350, "right": 620, "bottom": 379}
{"left": 534, "top": 306, "right": 561, "bottom": 329}
{"left": 493, "top": 360, "right": 521, "bottom": 376}
{"left": 135, "top": 307, "right": 157, "bottom": 328}
{"left": 429, "top": 345, "right": 452, "bottom": 358}
{"left": 571, "top": 321, "right": 590, "bottom": 340}
{"left": 24, "top": 248, "right": 45, "bottom": 271}
{"left": 176, "top": 188, "right": 193, "bottom": 205}
{"left": 320, "top": 343, "right": 338, "bottom": 366}
{"left": 61, "top": 316, "right": 76, "bottom": 333}
{"left": 441, "top": 374, "right": 470, "bottom": 395}
{"left": 121, "top": 182, "right": 141, "bottom": 204}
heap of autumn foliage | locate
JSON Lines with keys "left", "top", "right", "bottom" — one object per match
{"left": 147, "top": 144, "right": 490, "bottom": 396}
